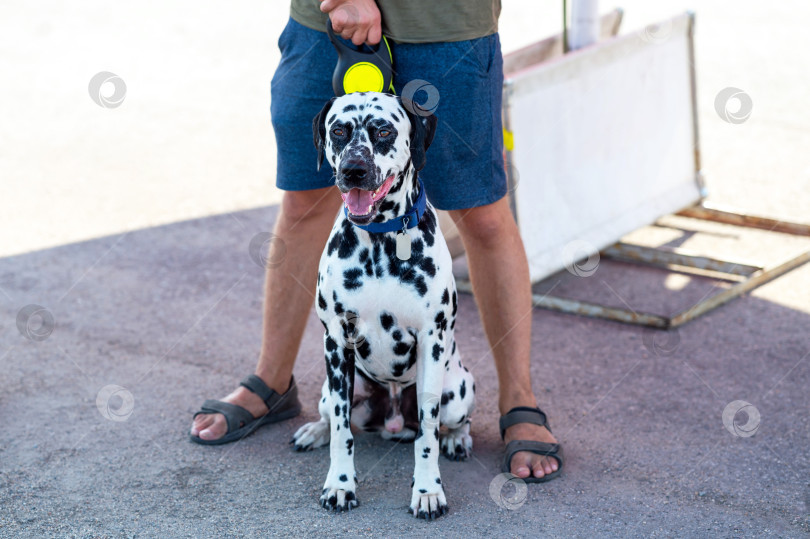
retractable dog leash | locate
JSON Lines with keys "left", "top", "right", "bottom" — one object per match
{"left": 327, "top": 19, "right": 395, "bottom": 96}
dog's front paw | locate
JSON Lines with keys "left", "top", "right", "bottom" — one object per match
{"left": 409, "top": 484, "right": 448, "bottom": 520}
{"left": 440, "top": 426, "right": 472, "bottom": 461}
{"left": 291, "top": 419, "right": 330, "bottom": 451}
{"left": 320, "top": 486, "right": 359, "bottom": 512}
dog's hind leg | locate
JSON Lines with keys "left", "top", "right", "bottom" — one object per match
{"left": 291, "top": 379, "right": 331, "bottom": 451}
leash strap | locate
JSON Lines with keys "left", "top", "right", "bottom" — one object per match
{"left": 344, "top": 178, "right": 426, "bottom": 234}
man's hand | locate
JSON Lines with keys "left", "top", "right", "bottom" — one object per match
{"left": 320, "top": 0, "right": 382, "bottom": 46}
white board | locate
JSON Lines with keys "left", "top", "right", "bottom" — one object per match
{"left": 505, "top": 12, "right": 702, "bottom": 282}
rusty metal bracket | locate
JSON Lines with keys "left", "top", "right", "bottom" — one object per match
{"left": 456, "top": 204, "right": 810, "bottom": 329}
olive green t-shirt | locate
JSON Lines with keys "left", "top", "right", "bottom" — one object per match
{"left": 290, "top": 0, "right": 501, "bottom": 43}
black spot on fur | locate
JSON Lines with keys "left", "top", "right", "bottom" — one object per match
{"left": 414, "top": 276, "right": 428, "bottom": 296}
{"left": 418, "top": 256, "right": 436, "bottom": 277}
{"left": 418, "top": 209, "right": 437, "bottom": 247}
{"left": 391, "top": 361, "right": 408, "bottom": 377}
{"left": 325, "top": 336, "right": 338, "bottom": 352}
{"left": 337, "top": 220, "right": 359, "bottom": 259}
{"left": 343, "top": 267, "right": 363, "bottom": 290}
{"left": 339, "top": 474, "right": 348, "bottom": 482}
{"left": 441, "top": 289, "right": 449, "bottom": 304}
{"left": 460, "top": 380, "right": 466, "bottom": 399}
{"left": 435, "top": 311, "right": 446, "bottom": 329}
{"left": 432, "top": 343, "right": 443, "bottom": 362}
{"left": 380, "top": 312, "right": 394, "bottom": 331}
{"left": 318, "top": 292, "right": 327, "bottom": 310}
{"left": 343, "top": 105, "right": 357, "bottom": 112}
{"left": 393, "top": 342, "right": 410, "bottom": 356}
{"left": 356, "top": 339, "right": 371, "bottom": 359}
{"left": 392, "top": 330, "right": 402, "bottom": 341}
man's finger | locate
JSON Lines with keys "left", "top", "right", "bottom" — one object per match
{"left": 319, "top": 0, "right": 337, "bottom": 13}
{"left": 330, "top": 10, "right": 347, "bottom": 33}
{"left": 366, "top": 23, "right": 381, "bottom": 45}
{"left": 351, "top": 27, "right": 369, "bottom": 47}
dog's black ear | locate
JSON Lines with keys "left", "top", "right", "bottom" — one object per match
{"left": 312, "top": 97, "right": 338, "bottom": 171}
{"left": 401, "top": 98, "right": 438, "bottom": 172}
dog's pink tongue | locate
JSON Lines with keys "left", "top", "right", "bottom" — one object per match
{"left": 345, "top": 188, "right": 374, "bottom": 215}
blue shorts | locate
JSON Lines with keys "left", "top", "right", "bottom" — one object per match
{"left": 270, "top": 18, "right": 506, "bottom": 211}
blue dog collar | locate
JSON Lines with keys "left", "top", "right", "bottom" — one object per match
{"left": 344, "top": 178, "right": 426, "bottom": 234}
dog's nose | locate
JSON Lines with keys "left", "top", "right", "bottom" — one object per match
{"left": 340, "top": 159, "right": 369, "bottom": 185}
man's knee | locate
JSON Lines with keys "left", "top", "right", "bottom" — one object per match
{"left": 279, "top": 187, "right": 339, "bottom": 225}
{"left": 450, "top": 197, "right": 517, "bottom": 248}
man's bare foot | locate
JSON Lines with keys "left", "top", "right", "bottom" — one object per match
{"left": 190, "top": 384, "right": 270, "bottom": 441}
{"left": 503, "top": 421, "right": 560, "bottom": 480}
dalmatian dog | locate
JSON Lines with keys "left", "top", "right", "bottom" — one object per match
{"left": 291, "top": 92, "right": 475, "bottom": 519}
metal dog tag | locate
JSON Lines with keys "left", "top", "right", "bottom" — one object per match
{"left": 396, "top": 232, "right": 411, "bottom": 261}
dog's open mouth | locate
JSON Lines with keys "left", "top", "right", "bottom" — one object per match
{"left": 340, "top": 175, "right": 395, "bottom": 225}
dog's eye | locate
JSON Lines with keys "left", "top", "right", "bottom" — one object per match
{"left": 378, "top": 130, "right": 390, "bottom": 138}
{"left": 331, "top": 128, "right": 345, "bottom": 136}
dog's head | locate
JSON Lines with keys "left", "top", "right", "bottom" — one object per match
{"left": 313, "top": 92, "right": 437, "bottom": 226}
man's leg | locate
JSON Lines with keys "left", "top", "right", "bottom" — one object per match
{"left": 191, "top": 187, "right": 341, "bottom": 441}
{"left": 450, "top": 197, "right": 559, "bottom": 480}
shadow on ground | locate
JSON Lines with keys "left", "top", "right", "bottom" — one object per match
{"left": 0, "top": 206, "right": 808, "bottom": 537}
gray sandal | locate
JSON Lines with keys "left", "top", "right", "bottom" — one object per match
{"left": 499, "top": 406, "right": 564, "bottom": 483}
{"left": 190, "top": 375, "right": 301, "bottom": 446}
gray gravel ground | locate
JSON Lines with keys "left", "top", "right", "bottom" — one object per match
{"left": 2, "top": 0, "right": 810, "bottom": 537}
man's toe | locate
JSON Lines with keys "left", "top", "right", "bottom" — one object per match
{"left": 514, "top": 465, "right": 531, "bottom": 478}
{"left": 191, "top": 413, "right": 215, "bottom": 436}
{"left": 196, "top": 414, "right": 227, "bottom": 441}
{"left": 532, "top": 462, "right": 547, "bottom": 479}
{"left": 510, "top": 452, "right": 535, "bottom": 478}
